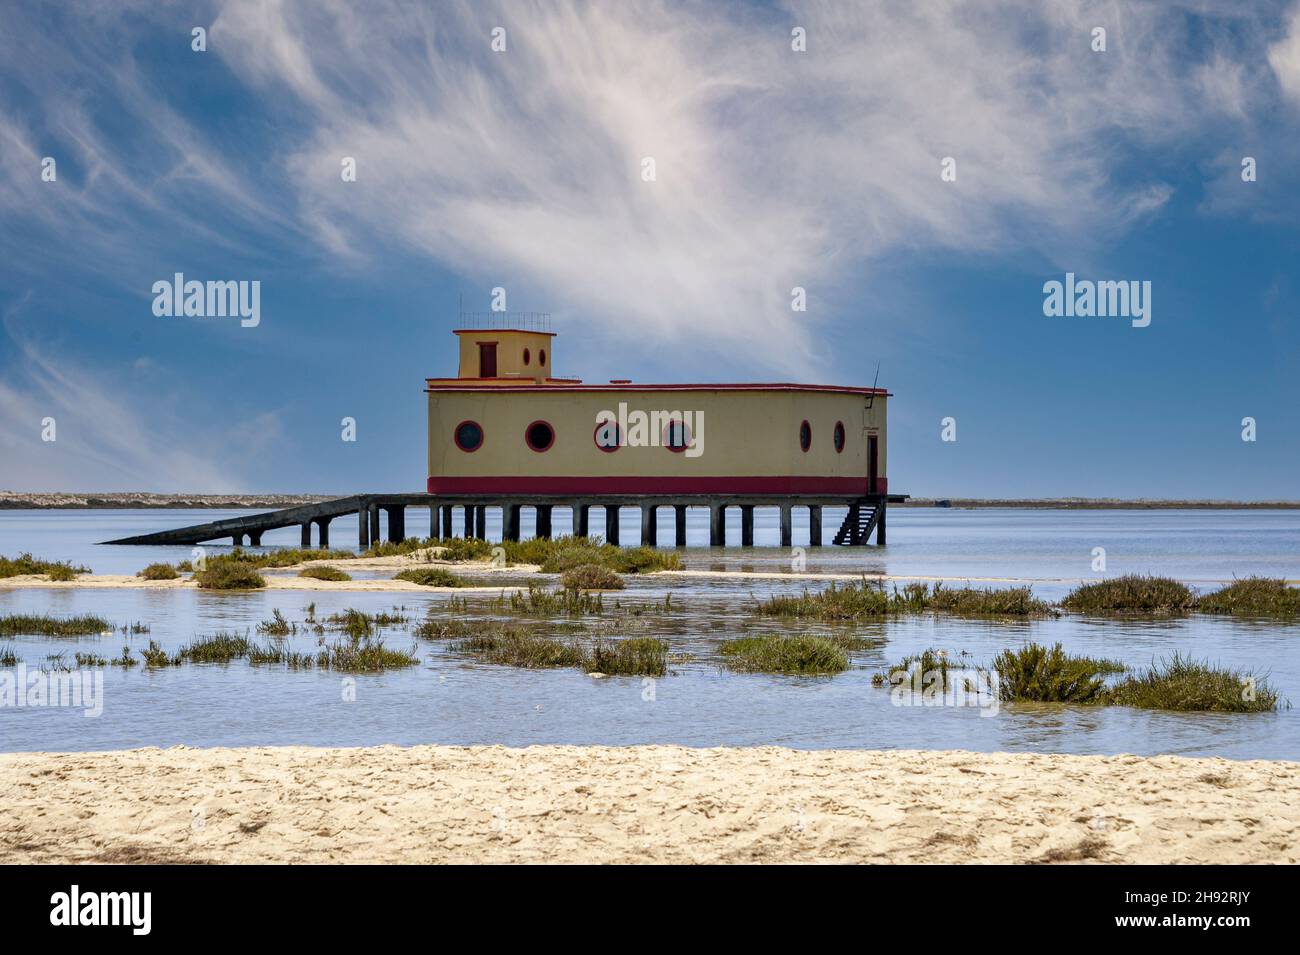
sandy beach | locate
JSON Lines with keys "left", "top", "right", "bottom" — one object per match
{"left": 2, "top": 745, "right": 1295, "bottom": 864}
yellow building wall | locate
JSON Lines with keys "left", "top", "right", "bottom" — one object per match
{"left": 426, "top": 387, "right": 886, "bottom": 495}
{"left": 455, "top": 330, "right": 554, "bottom": 381}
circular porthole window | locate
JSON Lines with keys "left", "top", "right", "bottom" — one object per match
{"left": 663, "top": 419, "right": 692, "bottom": 452}
{"left": 833, "top": 421, "right": 845, "bottom": 453}
{"left": 799, "top": 420, "right": 812, "bottom": 453}
{"left": 525, "top": 420, "right": 555, "bottom": 452}
{"left": 523, "top": 348, "right": 531, "bottom": 366}
{"left": 594, "top": 418, "right": 622, "bottom": 452}
{"left": 454, "top": 420, "right": 484, "bottom": 452}
{"left": 539, "top": 349, "right": 546, "bottom": 366}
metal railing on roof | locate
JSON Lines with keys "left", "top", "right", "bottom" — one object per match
{"left": 456, "top": 311, "right": 552, "bottom": 332}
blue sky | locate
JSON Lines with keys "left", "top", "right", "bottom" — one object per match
{"left": 1, "top": 0, "right": 1298, "bottom": 498}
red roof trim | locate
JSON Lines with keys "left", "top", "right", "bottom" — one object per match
{"left": 425, "top": 382, "right": 890, "bottom": 396}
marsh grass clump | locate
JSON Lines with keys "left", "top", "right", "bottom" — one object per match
{"left": 298, "top": 565, "right": 352, "bottom": 582}
{"left": 719, "top": 634, "right": 849, "bottom": 674}
{"left": 926, "top": 583, "right": 1054, "bottom": 617}
{"left": 587, "top": 637, "right": 667, "bottom": 676}
{"left": 0, "top": 645, "right": 17, "bottom": 666}
{"left": 1104, "top": 654, "right": 1282, "bottom": 712}
{"left": 194, "top": 561, "right": 266, "bottom": 590}
{"left": 74, "top": 652, "right": 108, "bottom": 667}
{"left": 181, "top": 631, "right": 251, "bottom": 663}
{"left": 0, "top": 553, "right": 91, "bottom": 579}
{"left": 873, "top": 647, "right": 973, "bottom": 689}
{"left": 413, "top": 617, "right": 481, "bottom": 641}
{"left": 208, "top": 546, "right": 354, "bottom": 570}
{"left": 758, "top": 581, "right": 899, "bottom": 619}
{"left": 992, "top": 642, "right": 1124, "bottom": 704}
{"left": 394, "top": 567, "right": 467, "bottom": 588}
{"left": 454, "top": 630, "right": 587, "bottom": 669}
{"left": 493, "top": 583, "right": 604, "bottom": 616}
{"left": 256, "top": 609, "right": 295, "bottom": 636}
{"left": 247, "top": 643, "right": 315, "bottom": 668}
{"left": 0, "top": 614, "right": 114, "bottom": 637}
{"left": 113, "top": 646, "right": 137, "bottom": 667}
{"left": 136, "top": 562, "right": 180, "bottom": 580}
{"left": 524, "top": 538, "right": 681, "bottom": 574}
{"left": 560, "top": 564, "right": 625, "bottom": 591}
{"left": 323, "top": 608, "right": 409, "bottom": 638}
{"left": 1197, "top": 577, "right": 1300, "bottom": 618}
{"left": 140, "top": 640, "right": 182, "bottom": 667}
{"left": 1062, "top": 575, "right": 1196, "bottom": 614}
{"left": 317, "top": 633, "right": 420, "bottom": 672}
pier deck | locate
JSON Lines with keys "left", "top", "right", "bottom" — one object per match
{"left": 102, "top": 493, "right": 907, "bottom": 549}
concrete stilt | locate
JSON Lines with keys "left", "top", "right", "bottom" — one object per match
{"left": 441, "top": 505, "right": 453, "bottom": 539}
{"left": 301, "top": 523, "right": 311, "bottom": 547}
{"left": 474, "top": 505, "right": 486, "bottom": 540}
{"left": 387, "top": 507, "right": 405, "bottom": 544}
{"left": 430, "top": 505, "right": 440, "bottom": 540}
{"left": 876, "top": 503, "right": 887, "bottom": 546}
{"left": 536, "top": 505, "right": 553, "bottom": 539}
{"left": 809, "top": 505, "right": 822, "bottom": 546}
{"left": 641, "top": 504, "right": 657, "bottom": 546}
{"left": 358, "top": 507, "right": 369, "bottom": 549}
{"left": 504, "top": 504, "right": 521, "bottom": 542}
{"left": 740, "top": 505, "right": 754, "bottom": 546}
{"left": 316, "top": 519, "right": 330, "bottom": 549}
{"left": 675, "top": 505, "right": 687, "bottom": 547}
{"left": 232, "top": 534, "right": 244, "bottom": 546}
{"left": 369, "top": 505, "right": 381, "bottom": 546}
{"left": 605, "top": 505, "right": 620, "bottom": 545}
{"left": 709, "top": 504, "right": 726, "bottom": 547}
{"left": 248, "top": 531, "right": 262, "bottom": 546}
{"left": 779, "top": 504, "right": 792, "bottom": 548}
{"left": 462, "top": 506, "right": 473, "bottom": 538}
{"left": 572, "top": 503, "right": 589, "bottom": 537}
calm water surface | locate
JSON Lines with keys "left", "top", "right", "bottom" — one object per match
{"left": 1, "top": 507, "right": 1297, "bottom": 758}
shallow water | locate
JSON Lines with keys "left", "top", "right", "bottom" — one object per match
{"left": 1, "top": 507, "right": 1297, "bottom": 758}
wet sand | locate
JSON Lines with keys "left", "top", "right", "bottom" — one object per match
{"left": 1, "top": 745, "right": 1295, "bottom": 864}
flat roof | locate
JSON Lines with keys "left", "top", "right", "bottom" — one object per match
{"left": 452, "top": 328, "right": 557, "bottom": 337}
{"left": 425, "top": 381, "right": 890, "bottom": 396}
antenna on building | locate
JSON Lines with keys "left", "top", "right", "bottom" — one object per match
{"left": 865, "top": 361, "right": 881, "bottom": 409}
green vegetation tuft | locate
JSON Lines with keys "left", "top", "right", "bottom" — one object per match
{"left": 491, "top": 583, "right": 604, "bottom": 616}
{"left": 454, "top": 629, "right": 588, "bottom": 669}
{"left": 1062, "top": 575, "right": 1196, "bottom": 614}
{"left": 759, "top": 580, "right": 1053, "bottom": 620}
{"left": 113, "top": 646, "right": 137, "bottom": 667}
{"left": 298, "top": 565, "right": 352, "bottom": 582}
{"left": 194, "top": 561, "right": 267, "bottom": 590}
{"left": 1104, "top": 654, "right": 1282, "bottom": 712}
{"left": 587, "top": 637, "right": 667, "bottom": 676}
{"left": 181, "top": 631, "right": 252, "bottom": 663}
{"left": 140, "top": 640, "right": 182, "bottom": 667}
{"left": 207, "top": 546, "right": 354, "bottom": 570}
{"left": 560, "top": 564, "right": 625, "bottom": 591}
{"left": 136, "top": 562, "right": 180, "bottom": 580}
{"left": 0, "top": 614, "right": 113, "bottom": 637}
{"left": 1196, "top": 577, "right": 1300, "bottom": 618}
{"left": 0, "top": 645, "right": 17, "bottom": 666}
{"left": 394, "top": 567, "right": 468, "bottom": 587}
{"left": 0, "top": 553, "right": 91, "bottom": 579}
{"left": 992, "top": 642, "right": 1125, "bottom": 704}
{"left": 323, "top": 608, "right": 409, "bottom": 638}
{"left": 719, "top": 634, "right": 849, "bottom": 674}
{"left": 74, "top": 652, "right": 108, "bottom": 667}
{"left": 256, "top": 609, "right": 295, "bottom": 636}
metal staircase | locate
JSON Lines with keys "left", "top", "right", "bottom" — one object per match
{"left": 832, "top": 500, "right": 882, "bottom": 545}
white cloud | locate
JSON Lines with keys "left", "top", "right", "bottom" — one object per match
{"left": 205, "top": 0, "right": 1280, "bottom": 372}
{"left": 1269, "top": 4, "right": 1300, "bottom": 104}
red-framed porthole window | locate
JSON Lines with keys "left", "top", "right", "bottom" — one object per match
{"left": 523, "top": 347, "right": 531, "bottom": 366}
{"left": 594, "top": 418, "right": 622, "bottom": 452}
{"left": 454, "top": 420, "right": 484, "bottom": 453}
{"left": 663, "top": 419, "right": 692, "bottom": 452}
{"left": 539, "top": 349, "right": 546, "bottom": 366}
{"left": 833, "top": 420, "right": 845, "bottom": 453}
{"left": 525, "top": 419, "right": 555, "bottom": 452}
{"left": 799, "top": 419, "right": 812, "bottom": 453}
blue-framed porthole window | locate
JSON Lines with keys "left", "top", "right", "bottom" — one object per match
{"left": 454, "top": 420, "right": 484, "bottom": 452}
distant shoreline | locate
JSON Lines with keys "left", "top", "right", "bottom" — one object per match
{"left": 1, "top": 492, "right": 1298, "bottom": 510}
